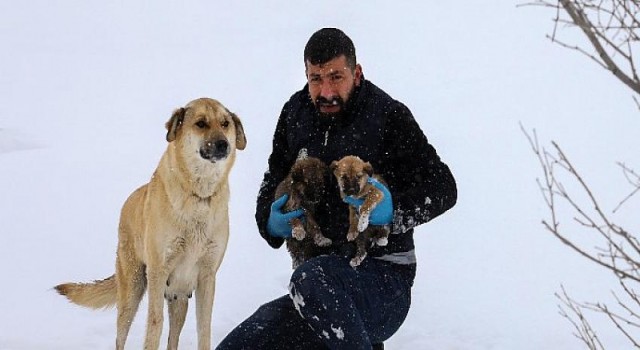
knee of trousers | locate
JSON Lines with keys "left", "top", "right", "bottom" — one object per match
{"left": 289, "top": 256, "right": 341, "bottom": 303}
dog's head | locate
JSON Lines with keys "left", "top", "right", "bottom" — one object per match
{"left": 330, "top": 155, "right": 373, "bottom": 197}
{"left": 289, "top": 157, "right": 328, "bottom": 206}
{"left": 165, "top": 98, "right": 246, "bottom": 164}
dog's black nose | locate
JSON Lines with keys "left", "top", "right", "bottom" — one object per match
{"left": 200, "top": 139, "right": 229, "bottom": 161}
{"left": 214, "top": 140, "right": 228, "bottom": 156}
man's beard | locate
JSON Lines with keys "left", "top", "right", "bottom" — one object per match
{"left": 314, "top": 86, "right": 355, "bottom": 119}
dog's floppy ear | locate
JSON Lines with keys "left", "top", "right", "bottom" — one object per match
{"left": 363, "top": 161, "right": 374, "bottom": 176}
{"left": 329, "top": 160, "right": 338, "bottom": 172}
{"left": 231, "top": 113, "right": 247, "bottom": 150}
{"left": 165, "top": 107, "right": 186, "bottom": 142}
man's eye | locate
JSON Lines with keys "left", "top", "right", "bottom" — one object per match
{"left": 196, "top": 121, "right": 207, "bottom": 128}
{"left": 331, "top": 75, "right": 344, "bottom": 82}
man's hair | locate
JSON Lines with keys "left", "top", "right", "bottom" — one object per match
{"left": 304, "top": 28, "right": 356, "bottom": 70}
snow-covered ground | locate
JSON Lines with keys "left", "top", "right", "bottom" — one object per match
{"left": 1, "top": 1, "right": 638, "bottom": 349}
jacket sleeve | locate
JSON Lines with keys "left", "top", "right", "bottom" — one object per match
{"left": 255, "top": 102, "right": 295, "bottom": 248}
{"left": 381, "top": 102, "right": 457, "bottom": 234}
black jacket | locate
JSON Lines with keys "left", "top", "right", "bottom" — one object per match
{"left": 256, "top": 79, "right": 457, "bottom": 261}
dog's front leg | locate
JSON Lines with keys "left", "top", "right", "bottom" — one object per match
{"left": 195, "top": 265, "right": 216, "bottom": 350}
{"left": 357, "top": 186, "right": 384, "bottom": 232}
{"left": 167, "top": 297, "right": 188, "bottom": 350}
{"left": 144, "top": 265, "right": 169, "bottom": 350}
{"left": 347, "top": 206, "right": 360, "bottom": 241}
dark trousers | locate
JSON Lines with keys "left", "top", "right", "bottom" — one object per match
{"left": 216, "top": 255, "right": 414, "bottom": 350}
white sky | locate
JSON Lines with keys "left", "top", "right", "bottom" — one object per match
{"left": 1, "top": 1, "right": 638, "bottom": 349}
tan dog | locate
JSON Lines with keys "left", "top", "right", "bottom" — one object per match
{"left": 54, "top": 98, "right": 246, "bottom": 350}
{"left": 330, "top": 155, "right": 390, "bottom": 267}
{"left": 275, "top": 154, "right": 332, "bottom": 269}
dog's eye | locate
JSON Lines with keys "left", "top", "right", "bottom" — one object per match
{"left": 221, "top": 120, "right": 230, "bottom": 128}
{"left": 195, "top": 121, "right": 208, "bottom": 129}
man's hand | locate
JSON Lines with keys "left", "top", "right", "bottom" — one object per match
{"left": 267, "top": 194, "right": 304, "bottom": 238}
{"left": 343, "top": 179, "right": 393, "bottom": 226}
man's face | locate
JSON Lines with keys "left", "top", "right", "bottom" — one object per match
{"left": 306, "top": 55, "right": 362, "bottom": 118}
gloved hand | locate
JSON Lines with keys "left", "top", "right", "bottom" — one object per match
{"left": 343, "top": 178, "right": 393, "bottom": 226}
{"left": 266, "top": 194, "right": 304, "bottom": 238}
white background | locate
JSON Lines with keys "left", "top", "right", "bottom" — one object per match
{"left": 1, "top": 1, "right": 638, "bottom": 349}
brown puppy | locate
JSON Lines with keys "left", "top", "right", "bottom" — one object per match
{"left": 275, "top": 154, "right": 331, "bottom": 269}
{"left": 330, "top": 155, "right": 390, "bottom": 267}
{"left": 54, "top": 98, "right": 246, "bottom": 350}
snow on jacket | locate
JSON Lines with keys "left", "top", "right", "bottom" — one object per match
{"left": 255, "top": 78, "right": 457, "bottom": 264}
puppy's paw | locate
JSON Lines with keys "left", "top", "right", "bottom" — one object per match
{"left": 347, "top": 230, "right": 359, "bottom": 242}
{"left": 376, "top": 237, "right": 388, "bottom": 246}
{"left": 292, "top": 227, "right": 306, "bottom": 240}
{"left": 357, "top": 215, "right": 370, "bottom": 232}
{"left": 315, "top": 235, "right": 332, "bottom": 247}
{"left": 350, "top": 253, "right": 367, "bottom": 268}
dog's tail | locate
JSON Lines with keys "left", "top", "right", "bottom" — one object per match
{"left": 54, "top": 275, "right": 117, "bottom": 309}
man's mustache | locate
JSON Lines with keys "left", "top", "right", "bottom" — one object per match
{"left": 316, "top": 96, "right": 344, "bottom": 106}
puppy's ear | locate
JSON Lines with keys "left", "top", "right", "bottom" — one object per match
{"left": 329, "top": 161, "right": 338, "bottom": 172}
{"left": 165, "top": 107, "right": 186, "bottom": 142}
{"left": 363, "top": 162, "right": 374, "bottom": 176}
{"left": 231, "top": 113, "right": 247, "bottom": 150}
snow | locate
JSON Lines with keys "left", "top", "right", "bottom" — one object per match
{"left": 1, "top": 1, "right": 639, "bottom": 349}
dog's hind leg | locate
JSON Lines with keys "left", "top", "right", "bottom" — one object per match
{"left": 115, "top": 256, "right": 146, "bottom": 350}
{"left": 167, "top": 297, "right": 189, "bottom": 350}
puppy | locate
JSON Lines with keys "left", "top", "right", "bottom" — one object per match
{"left": 275, "top": 154, "right": 331, "bottom": 269}
{"left": 330, "top": 155, "right": 390, "bottom": 267}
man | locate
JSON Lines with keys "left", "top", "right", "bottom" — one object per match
{"left": 217, "top": 28, "right": 457, "bottom": 350}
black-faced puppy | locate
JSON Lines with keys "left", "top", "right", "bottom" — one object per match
{"left": 330, "top": 155, "right": 390, "bottom": 267}
{"left": 275, "top": 155, "right": 331, "bottom": 269}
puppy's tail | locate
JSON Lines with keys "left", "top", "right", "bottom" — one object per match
{"left": 54, "top": 275, "right": 117, "bottom": 310}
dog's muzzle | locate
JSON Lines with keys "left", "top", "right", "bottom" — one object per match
{"left": 342, "top": 182, "right": 360, "bottom": 197}
{"left": 200, "top": 139, "right": 229, "bottom": 161}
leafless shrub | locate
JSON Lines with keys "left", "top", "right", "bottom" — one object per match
{"left": 522, "top": 126, "right": 640, "bottom": 348}
{"left": 521, "top": 0, "right": 640, "bottom": 106}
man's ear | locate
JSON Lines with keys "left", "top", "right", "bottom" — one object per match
{"left": 165, "top": 107, "right": 185, "bottom": 142}
{"left": 354, "top": 63, "right": 363, "bottom": 87}
{"left": 231, "top": 113, "right": 247, "bottom": 150}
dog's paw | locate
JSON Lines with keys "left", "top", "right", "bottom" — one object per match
{"left": 357, "top": 215, "right": 370, "bottom": 232}
{"left": 292, "top": 227, "right": 306, "bottom": 240}
{"left": 315, "top": 235, "right": 332, "bottom": 247}
{"left": 350, "top": 253, "right": 367, "bottom": 268}
{"left": 347, "top": 231, "right": 359, "bottom": 241}
{"left": 376, "top": 237, "right": 389, "bottom": 246}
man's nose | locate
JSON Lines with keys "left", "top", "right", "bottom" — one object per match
{"left": 319, "top": 80, "right": 335, "bottom": 99}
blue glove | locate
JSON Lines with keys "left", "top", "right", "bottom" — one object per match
{"left": 343, "top": 178, "right": 393, "bottom": 226}
{"left": 266, "top": 194, "right": 304, "bottom": 238}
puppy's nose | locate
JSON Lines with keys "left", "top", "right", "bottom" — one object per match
{"left": 343, "top": 183, "right": 360, "bottom": 196}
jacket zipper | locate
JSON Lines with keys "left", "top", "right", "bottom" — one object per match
{"left": 323, "top": 124, "right": 332, "bottom": 146}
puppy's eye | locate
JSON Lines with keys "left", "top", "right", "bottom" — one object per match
{"left": 221, "top": 120, "right": 230, "bottom": 128}
{"left": 195, "top": 121, "right": 208, "bottom": 129}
